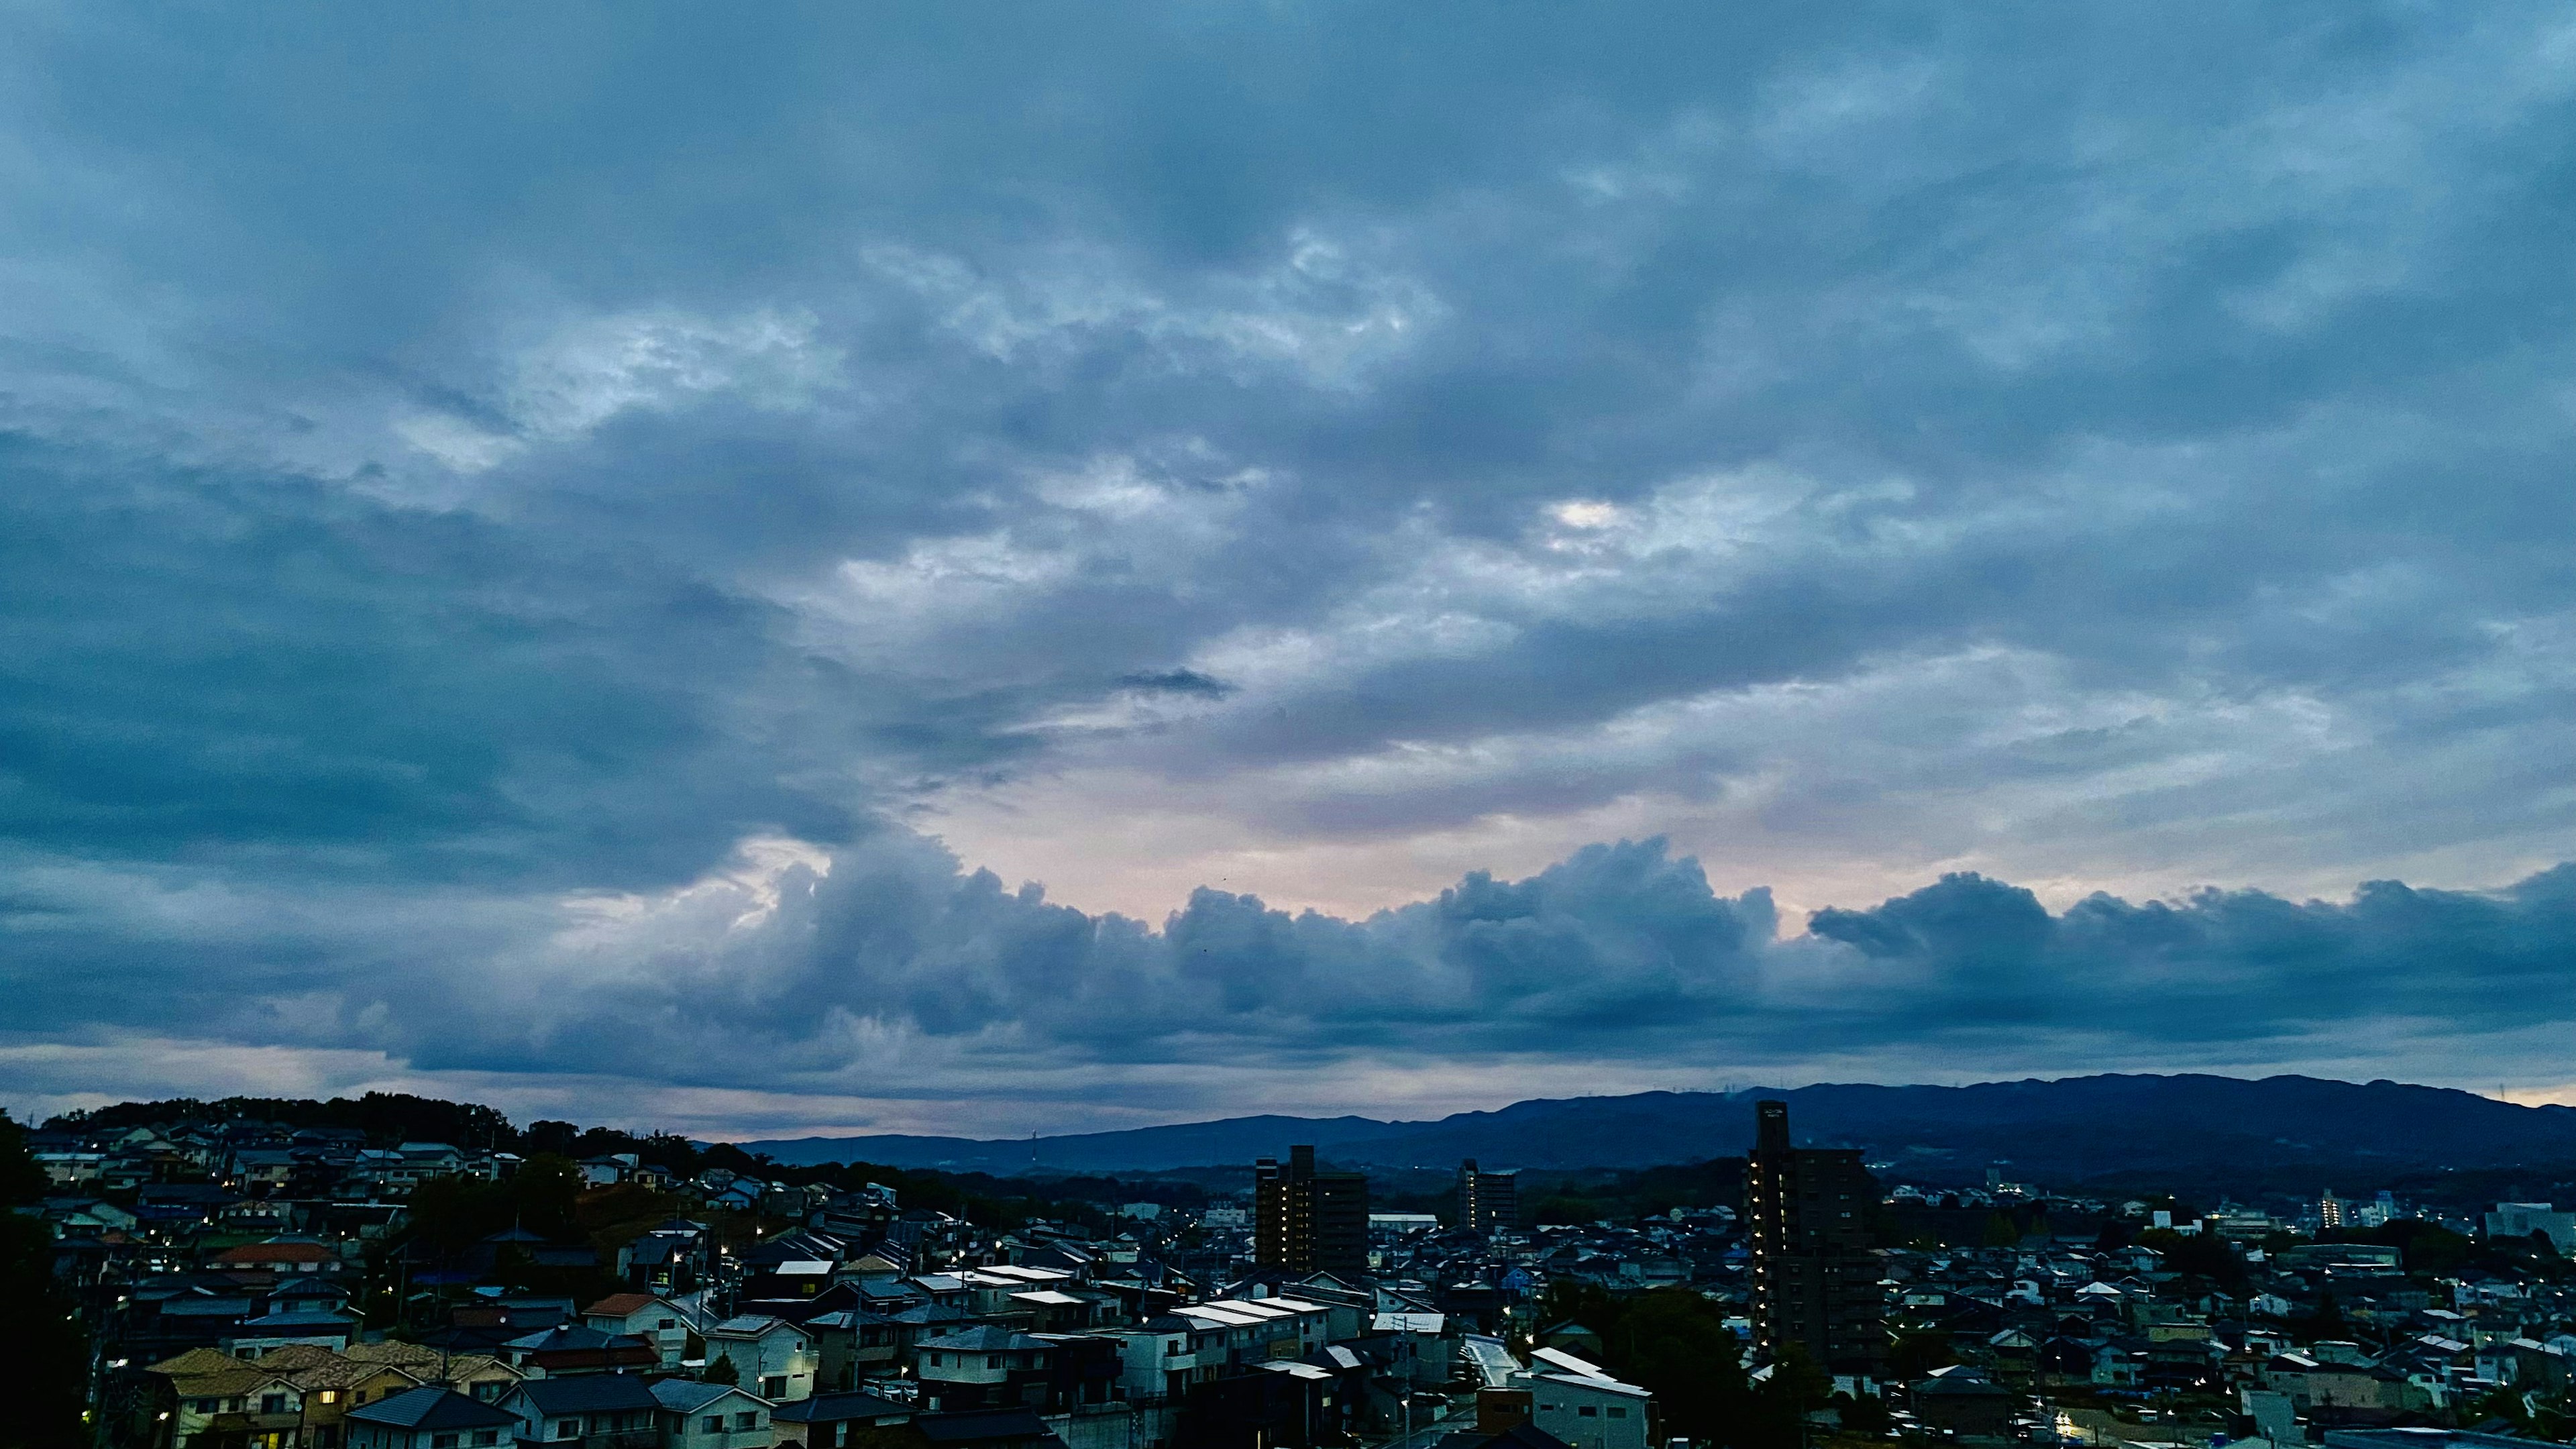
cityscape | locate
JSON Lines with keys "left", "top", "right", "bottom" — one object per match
{"left": 1, "top": 5, "right": 2569, "bottom": 1449}
{"left": 20, "top": 1081, "right": 2576, "bottom": 1449}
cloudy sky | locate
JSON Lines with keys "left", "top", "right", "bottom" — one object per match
{"left": 1, "top": 3, "right": 2570, "bottom": 1140}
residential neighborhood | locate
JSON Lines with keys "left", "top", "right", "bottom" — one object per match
{"left": 20, "top": 1093, "right": 2576, "bottom": 1449}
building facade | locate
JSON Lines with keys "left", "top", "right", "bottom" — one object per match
{"left": 1459, "top": 1160, "right": 1522, "bottom": 1234}
{"left": 1254, "top": 1146, "right": 1368, "bottom": 1275}
{"left": 1745, "top": 1100, "right": 1884, "bottom": 1379}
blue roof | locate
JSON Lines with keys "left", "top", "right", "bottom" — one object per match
{"left": 776, "top": 1389, "right": 912, "bottom": 1424}
{"left": 349, "top": 1387, "right": 518, "bottom": 1431}
{"left": 512, "top": 1373, "right": 661, "bottom": 1414}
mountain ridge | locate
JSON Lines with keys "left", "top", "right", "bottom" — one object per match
{"left": 739, "top": 1073, "right": 2576, "bottom": 1191}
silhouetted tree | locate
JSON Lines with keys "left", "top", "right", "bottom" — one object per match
{"left": 0, "top": 1112, "right": 88, "bottom": 1448}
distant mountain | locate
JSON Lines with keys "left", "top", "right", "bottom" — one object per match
{"left": 740, "top": 1074, "right": 2576, "bottom": 1196}
{"left": 745, "top": 1114, "right": 1401, "bottom": 1177}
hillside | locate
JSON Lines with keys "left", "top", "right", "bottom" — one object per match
{"left": 741, "top": 1074, "right": 2576, "bottom": 1198}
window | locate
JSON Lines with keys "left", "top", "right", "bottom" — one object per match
{"left": 705, "top": 1414, "right": 727, "bottom": 1432}
{"left": 1579, "top": 1406, "right": 1599, "bottom": 1417}
{"left": 737, "top": 1411, "right": 761, "bottom": 1431}
{"left": 318, "top": 1391, "right": 338, "bottom": 1405}
{"left": 474, "top": 1436, "right": 499, "bottom": 1448}
{"left": 262, "top": 1394, "right": 288, "bottom": 1413}
{"left": 1608, "top": 1408, "right": 1627, "bottom": 1419}
{"left": 929, "top": 1354, "right": 943, "bottom": 1368}
{"left": 433, "top": 1436, "right": 459, "bottom": 1449}
{"left": 557, "top": 1421, "right": 579, "bottom": 1440}
{"left": 987, "top": 1356, "right": 1002, "bottom": 1370}
{"left": 762, "top": 1377, "right": 787, "bottom": 1398}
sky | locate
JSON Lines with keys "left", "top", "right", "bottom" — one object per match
{"left": 1, "top": 3, "right": 2571, "bottom": 1140}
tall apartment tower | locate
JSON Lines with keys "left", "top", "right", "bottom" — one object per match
{"left": 1255, "top": 1144, "right": 1369, "bottom": 1274}
{"left": 1458, "top": 1159, "right": 1521, "bottom": 1234}
{"left": 1746, "top": 1099, "right": 1884, "bottom": 1377}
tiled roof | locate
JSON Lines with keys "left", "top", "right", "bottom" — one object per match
{"left": 149, "top": 1348, "right": 250, "bottom": 1377}
{"left": 167, "top": 1366, "right": 291, "bottom": 1398}
{"left": 344, "top": 1341, "right": 445, "bottom": 1367}
{"left": 585, "top": 1292, "right": 663, "bottom": 1316}
{"left": 251, "top": 1344, "right": 346, "bottom": 1372}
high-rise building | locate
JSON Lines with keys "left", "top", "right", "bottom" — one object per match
{"left": 2318, "top": 1191, "right": 2345, "bottom": 1230}
{"left": 1255, "top": 1144, "right": 1369, "bottom": 1274}
{"left": 1459, "top": 1159, "right": 1521, "bottom": 1234}
{"left": 1746, "top": 1099, "right": 1884, "bottom": 1378}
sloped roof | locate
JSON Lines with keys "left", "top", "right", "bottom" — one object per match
{"left": 921, "top": 1325, "right": 1049, "bottom": 1352}
{"left": 511, "top": 1373, "right": 662, "bottom": 1414}
{"left": 914, "top": 1408, "right": 1065, "bottom": 1447}
{"left": 344, "top": 1340, "right": 444, "bottom": 1366}
{"left": 584, "top": 1293, "right": 670, "bottom": 1317}
{"left": 651, "top": 1379, "right": 763, "bottom": 1414}
{"left": 774, "top": 1389, "right": 912, "bottom": 1424}
{"left": 348, "top": 1386, "right": 518, "bottom": 1430}
{"left": 210, "top": 1240, "right": 337, "bottom": 1263}
{"left": 149, "top": 1348, "right": 250, "bottom": 1377}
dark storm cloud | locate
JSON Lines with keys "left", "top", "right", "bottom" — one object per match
{"left": 273, "top": 835, "right": 2576, "bottom": 1097}
{"left": 0, "top": 2, "right": 2569, "bottom": 1123}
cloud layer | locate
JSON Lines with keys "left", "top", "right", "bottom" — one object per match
{"left": 0, "top": 3, "right": 2569, "bottom": 1131}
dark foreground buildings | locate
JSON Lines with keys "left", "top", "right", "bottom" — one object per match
{"left": 1254, "top": 1144, "right": 1369, "bottom": 1274}
{"left": 1746, "top": 1099, "right": 1885, "bottom": 1379}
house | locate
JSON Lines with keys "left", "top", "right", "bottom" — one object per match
{"left": 907, "top": 1408, "right": 1071, "bottom": 1449}
{"left": 264, "top": 1349, "right": 427, "bottom": 1449}
{"left": 148, "top": 1349, "right": 306, "bottom": 1449}
{"left": 345, "top": 1386, "right": 521, "bottom": 1449}
{"left": 619, "top": 1232, "right": 705, "bottom": 1295}
{"left": 771, "top": 1389, "right": 915, "bottom": 1448}
{"left": 918, "top": 1327, "right": 1061, "bottom": 1413}
{"left": 416, "top": 1352, "right": 527, "bottom": 1405}
{"left": 707, "top": 1316, "right": 822, "bottom": 1401}
{"left": 653, "top": 1378, "right": 780, "bottom": 1447}
{"left": 498, "top": 1373, "right": 665, "bottom": 1446}
{"left": 1534, "top": 1324, "right": 1606, "bottom": 1360}
{"left": 1508, "top": 1350, "right": 1653, "bottom": 1449}
{"left": 396, "top": 1142, "right": 465, "bottom": 1177}
{"left": 210, "top": 1238, "right": 341, "bottom": 1276}
{"left": 223, "top": 1307, "right": 359, "bottom": 1358}
{"left": 584, "top": 1292, "right": 698, "bottom": 1368}
{"left": 1437, "top": 1424, "right": 1580, "bottom": 1449}
{"left": 501, "top": 1324, "right": 660, "bottom": 1377}
{"left": 581, "top": 1153, "right": 640, "bottom": 1187}
{"left": 35, "top": 1150, "right": 107, "bottom": 1184}
{"left": 1910, "top": 1367, "right": 2017, "bottom": 1440}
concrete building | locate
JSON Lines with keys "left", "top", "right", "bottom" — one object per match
{"left": 1254, "top": 1146, "right": 1368, "bottom": 1275}
{"left": 1459, "top": 1161, "right": 1522, "bottom": 1235}
{"left": 2485, "top": 1202, "right": 2576, "bottom": 1253}
{"left": 1745, "top": 1099, "right": 1884, "bottom": 1379}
